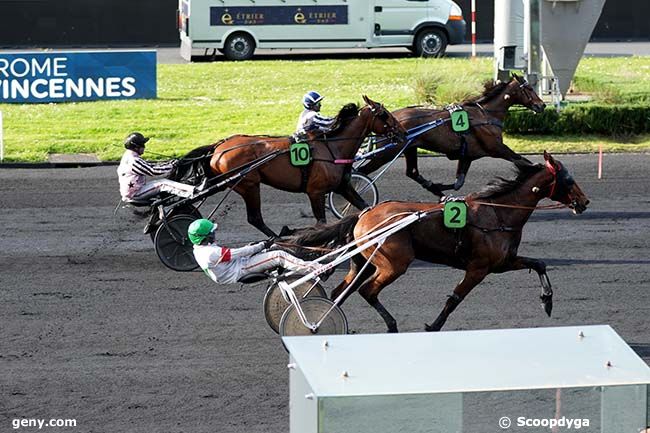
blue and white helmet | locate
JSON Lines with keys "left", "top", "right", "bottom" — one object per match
{"left": 303, "top": 90, "right": 324, "bottom": 109}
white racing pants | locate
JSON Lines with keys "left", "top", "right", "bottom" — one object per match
{"left": 130, "top": 179, "right": 195, "bottom": 201}
{"left": 240, "top": 250, "right": 319, "bottom": 278}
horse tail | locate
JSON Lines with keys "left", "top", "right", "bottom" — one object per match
{"left": 291, "top": 214, "right": 360, "bottom": 249}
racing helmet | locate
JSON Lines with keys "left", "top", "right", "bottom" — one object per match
{"left": 124, "top": 132, "right": 149, "bottom": 150}
{"left": 188, "top": 219, "right": 218, "bottom": 245}
{"left": 302, "top": 91, "right": 324, "bottom": 109}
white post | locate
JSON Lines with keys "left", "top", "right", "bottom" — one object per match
{"left": 0, "top": 111, "right": 3, "bottom": 163}
{"left": 471, "top": 0, "right": 477, "bottom": 58}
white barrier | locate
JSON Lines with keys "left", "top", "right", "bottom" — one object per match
{"left": 285, "top": 325, "right": 650, "bottom": 433}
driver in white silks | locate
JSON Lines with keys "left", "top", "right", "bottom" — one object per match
{"left": 188, "top": 219, "right": 320, "bottom": 285}
{"left": 117, "top": 132, "right": 206, "bottom": 203}
{"left": 295, "top": 90, "right": 336, "bottom": 140}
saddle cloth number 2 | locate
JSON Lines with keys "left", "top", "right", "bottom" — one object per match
{"left": 444, "top": 201, "right": 467, "bottom": 229}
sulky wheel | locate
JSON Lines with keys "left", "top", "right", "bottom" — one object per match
{"left": 279, "top": 297, "right": 348, "bottom": 337}
{"left": 148, "top": 204, "right": 202, "bottom": 242}
{"left": 263, "top": 276, "right": 327, "bottom": 334}
{"left": 154, "top": 214, "right": 199, "bottom": 272}
{"left": 328, "top": 172, "right": 379, "bottom": 219}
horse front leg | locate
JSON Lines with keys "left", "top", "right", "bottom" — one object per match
{"left": 236, "top": 183, "right": 278, "bottom": 237}
{"left": 335, "top": 178, "right": 369, "bottom": 211}
{"left": 426, "top": 267, "right": 488, "bottom": 331}
{"left": 454, "top": 158, "right": 472, "bottom": 190}
{"left": 489, "top": 137, "right": 532, "bottom": 166}
{"left": 501, "top": 256, "right": 553, "bottom": 317}
{"left": 307, "top": 192, "right": 327, "bottom": 225}
{"left": 404, "top": 146, "right": 447, "bottom": 197}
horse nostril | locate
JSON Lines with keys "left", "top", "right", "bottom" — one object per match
{"left": 585, "top": 199, "right": 590, "bottom": 206}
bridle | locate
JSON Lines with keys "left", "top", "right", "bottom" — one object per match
{"left": 540, "top": 160, "right": 575, "bottom": 203}
{"left": 369, "top": 103, "right": 404, "bottom": 144}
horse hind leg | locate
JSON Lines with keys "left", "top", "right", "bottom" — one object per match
{"left": 330, "top": 254, "right": 373, "bottom": 306}
{"left": 356, "top": 267, "right": 406, "bottom": 333}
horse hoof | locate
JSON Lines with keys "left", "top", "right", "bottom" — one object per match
{"left": 279, "top": 225, "right": 294, "bottom": 237}
{"left": 540, "top": 295, "right": 553, "bottom": 317}
{"left": 424, "top": 322, "right": 439, "bottom": 332}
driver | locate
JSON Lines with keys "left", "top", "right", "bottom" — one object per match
{"left": 188, "top": 219, "right": 320, "bottom": 285}
{"left": 295, "top": 90, "right": 336, "bottom": 140}
{"left": 117, "top": 132, "right": 206, "bottom": 202}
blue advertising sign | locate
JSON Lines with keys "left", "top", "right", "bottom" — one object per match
{"left": 0, "top": 50, "right": 156, "bottom": 104}
{"left": 210, "top": 6, "right": 348, "bottom": 26}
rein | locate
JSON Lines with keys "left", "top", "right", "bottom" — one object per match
{"left": 466, "top": 200, "right": 566, "bottom": 211}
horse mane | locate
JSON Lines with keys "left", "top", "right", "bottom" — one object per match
{"left": 328, "top": 103, "right": 360, "bottom": 134}
{"left": 471, "top": 162, "right": 544, "bottom": 200}
{"left": 462, "top": 80, "right": 510, "bottom": 105}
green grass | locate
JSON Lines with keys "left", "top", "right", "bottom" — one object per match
{"left": 1, "top": 56, "right": 649, "bottom": 162}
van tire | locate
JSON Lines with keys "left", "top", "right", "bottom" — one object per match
{"left": 414, "top": 28, "right": 448, "bottom": 58}
{"left": 223, "top": 33, "right": 255, "bottom": 61}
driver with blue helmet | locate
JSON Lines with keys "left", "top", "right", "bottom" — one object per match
{"left": 295, "top": 90, "right": 336, "bottom": 138}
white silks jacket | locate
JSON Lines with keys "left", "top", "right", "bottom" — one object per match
{"left": 117, "top": 149, "right": 175, "bottom": 200}
{"left": 193, "top": 242, "right": 266, "bottom": 284}
{"left": 296, "top": 109, "right": 336, "bottom": 135}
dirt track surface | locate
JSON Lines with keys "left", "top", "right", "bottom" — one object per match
{"left": 1, "top": 153, "right": 649, "bottom": 432}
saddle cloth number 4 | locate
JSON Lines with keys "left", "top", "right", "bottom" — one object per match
{"left": 451, "top": 110, "right": 470, "bottom": 133}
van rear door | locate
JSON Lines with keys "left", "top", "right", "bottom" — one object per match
{"left": 373, "top": 0, "right": 430, "bottom": 45}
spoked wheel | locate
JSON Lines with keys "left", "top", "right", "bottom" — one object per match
{"left": 279, "top": 297, "right": 348, "bottom": 337}
{"left": 148, "top": 204, "right": 202, "bottom": 242}
{"left": 263, "top": 276, "right": 327, "bottom": 334}
{"left": 154, "top": 214, "right": 199, "bottom": 272}
{"left": 328, "top": 172, "right": 379, "bottom": 219}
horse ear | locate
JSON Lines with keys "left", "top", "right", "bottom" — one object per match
{"left": 362, "top": 95, "right": 371, "bottom": 105}
{"left": 543, "top": 150, "right": 555, "bottom": 165}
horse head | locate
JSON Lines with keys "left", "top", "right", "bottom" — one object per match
{"left": 362, "top": 95, "right": 407, "bottom": 145}
{"left": 506, "top": 74, "right": 546, "bottom": 113}
{"left": 536, "top": 151, "right": 590, "bottom": 214}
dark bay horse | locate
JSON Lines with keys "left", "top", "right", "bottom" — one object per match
{"left": 293, "top": 152, "right": 589, "bottom": 332}
{"left": 173, "top": 95, "right": 406, "bottom": 237}
{"left": 357, "top": 75, "right": 546, "bottom": 196}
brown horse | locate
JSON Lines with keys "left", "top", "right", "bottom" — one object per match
{"left": 357, "top": 74, "right": 546, "bottom": 196}
{"left": 173, "top": 95, "right": 406, "bottom": 237}
{"left": 292, "top": 152, "right": 589, "bottom": 333}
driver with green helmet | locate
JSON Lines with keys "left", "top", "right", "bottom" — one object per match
{"left": 188, "top": 219, "right": 319, "bottom": 285}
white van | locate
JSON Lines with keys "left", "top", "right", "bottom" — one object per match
{"left": 178, "top": 0, "right": 465, "bottom": 60}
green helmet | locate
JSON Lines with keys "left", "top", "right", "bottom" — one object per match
{"left": 188, "top": 219, "right": 217, "bottom": 245}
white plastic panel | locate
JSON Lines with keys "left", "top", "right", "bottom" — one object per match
{"left": 283, "top": 326, "right": 650, "bottom": 397}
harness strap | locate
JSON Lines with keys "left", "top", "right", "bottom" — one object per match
{"left": 299, "top": 164, "right": 312, "bottom": 193}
